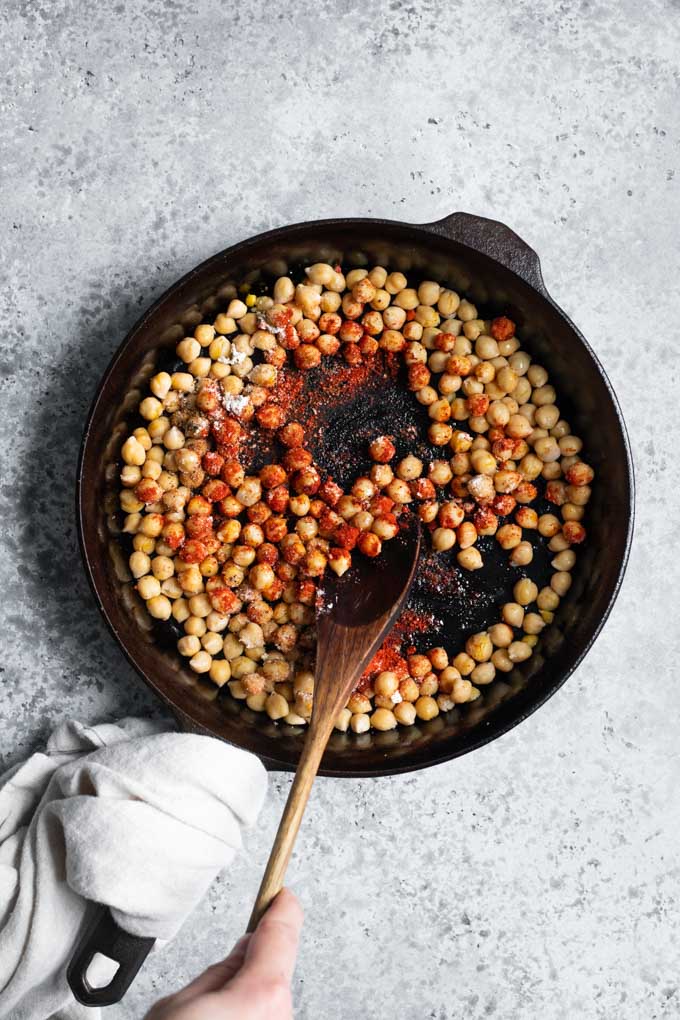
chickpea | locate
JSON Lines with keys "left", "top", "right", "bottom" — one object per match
{"left": 534, "top": 436, "right": 561, "bottom": 462}
{"left": 429, "top": 460, "right": 453, "bottom": 486}
{"left": 508, "top": 641, "right": 532, "bottom": 663}
{"left": 121, "top": 436, "right": 146, "bottom": 467}
{"left": 393, "top": 701, "right": 416, "bottom": 726}
{"left": 430, "top": 526, "right": 455, "bottom": 553}
{"left": 523, "top": 612, "right": 546, "bottom": 635}
{"left": 415, "top": 696, "right": 439, "bottom": 721}
{"left": 457, "top": 547, "right": 483, "bottom": 570}
{"left": 552, "top": 549, "right": 576, "bottom": 571}
{"left": 457, "top": 521, "right": 477, "bottom": 549}
{"left": 370, "top": 707, "right": 397, "bottom": 731}
{"left": 533, "top": 384, "right": 557, "bottom": 406}
{"left": 177, "top": 635, "right": 201, "bottom": 657}
{"left": 396, "top": 455, "right": 423, "bottom": 481}
{"left": 537, "top": 586, "right": 560, "bottom": 611}
{"left": 351, "top": 713, "right": 370, "bottom": 734}
{"left": 535, "top": 515, "right": 559, "bottom": 540}
{"left": 513, "top": 578, "right": 538, "bottom": 606}
{"left": 209, "top": 658, "right": 231, "bottom": 687}
{"left": 384, "top": 271, "right": 407, "bottom": 294}
{"left": 129, "top": 551, "right": 151, "bottom": 579}
{"left": 551, "top": 571, "right": 572, "bottom": 596}
{"left": 137, "top": 575, "right": 161, "bottom": 600}
{"left": 509, "top": 541, "right": 533, "bottom": 566}
{"left": 471, "top": 661, "right": 495, "bottom": 685}
{"left": 465, "top": 632, "right": 493, "bottom": 662}
{"left": 497, "top": 524, "right": 523, "bottom": 550}
{"left": 501, "top": 602, "right": 524, "bottom": 627}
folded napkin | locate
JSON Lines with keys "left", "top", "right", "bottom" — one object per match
{"left": 0, "top": 717, "right": 267, "bottom": 1020}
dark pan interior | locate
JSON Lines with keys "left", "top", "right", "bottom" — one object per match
{"left": 78, "top": 218, "right": 634, "bottom": 776}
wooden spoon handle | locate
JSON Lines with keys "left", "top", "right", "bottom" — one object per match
{"left": 247, "top": 723, "right": 329, "bottom": 932}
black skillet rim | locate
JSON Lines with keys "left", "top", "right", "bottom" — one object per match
{"left": 76, "top": 215, "right": 635, "bottom": 777}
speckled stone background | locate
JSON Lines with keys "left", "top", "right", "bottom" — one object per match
{"left": 1, "top": 0, "right": 679, "bottom": 1017}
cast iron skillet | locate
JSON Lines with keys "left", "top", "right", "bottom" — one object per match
{"left": 70, "top": 213, "right": 634, "bottom": 1005}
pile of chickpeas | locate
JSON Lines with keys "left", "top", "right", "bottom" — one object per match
{"left": 118, "top": 261, "right": 593, "bottom": 734}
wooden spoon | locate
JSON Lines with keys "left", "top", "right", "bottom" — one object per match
{"left": 247, "top": 517, "right": 422, "bottom": 931}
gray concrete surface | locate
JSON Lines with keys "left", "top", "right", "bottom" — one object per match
{"left": 1, "top": 0, "right": 679, "bottom": 1017}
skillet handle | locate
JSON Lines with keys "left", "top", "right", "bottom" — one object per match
{"left": 422, "top": 212, "right": 549, "bottom": 297}
{"left": 67, "top": 904, "right": 155, "bottom": 1007}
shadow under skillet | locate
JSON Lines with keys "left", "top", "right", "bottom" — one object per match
{"left": 7, "top": 270, "right": 180, "bottom": 770}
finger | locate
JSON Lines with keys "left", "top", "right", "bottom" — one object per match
{"left": 171, "top": 934, "right": 252, "bottom": 1002}
{"left": 238, "top": 888, "right": 303, "bottom": 987}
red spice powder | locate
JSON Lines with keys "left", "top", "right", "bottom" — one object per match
{"left": 270, "top": 368, "right": 305, "bottom": 421}
{"left": 354, "top": 605, "right": 436, "bottom": 693}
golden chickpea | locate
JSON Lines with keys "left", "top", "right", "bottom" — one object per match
{"left": 538, "top": 513, "right": 561, "bottom": 537}
{"left": 453, "top": 652, "right": 475, "bottom": 676}
{"left": 470, "top": 449, "right": 497, "bottom": 475}
{"left": 502, "top": 602, "right": 525, "bottom": 627}
{"left": 465, "top": 632, "right": 493, "bottom": 662}
{"left": 523, "top": 612, "right": 546, "bottom": 635}
{"left": 537, "top": 587, "right": 560, "bottom": 611}
{"left": 188, "top": 650, "right": 212, "bottom": 674}
{"left": 350, "top": 713, "right": 370, "bottom": 734}
{"left": 457, "top": 521, "right": 478, "bottom": 549}
{"left": 347, "top": 692, "right": 372, "bottom": 714}
{"left": 396, "top": 455, "right": 423, "bottom": 481}
{"left": 368, "top": 266, "right": 388, "bottom": 288}
{"left": 496, "top": 366, "right": 518, "bottom": 393}
{"left": 551, "top": 571, "right": 572, "bottom": 596}
{"left": 374, "top": 671, "right": 399, "bottom": 698}
{"left": 457, "top": 299, "right": 477, "bottom": 322}
{"left": 489, "top": 622, "right": 514, "bottom": 647}
{"left": 129, "top": 551, "right": 151, "bottom": 579}
{"left": 151, "top": 555, "right": 175, "bottom": 581}
{"left": 334, "top": 708, "right": 352, "bottom": 732}
{"left": 415, "top": 696, "right": 439, "bottom": 721}
{"left": 209, "top": 658, "right": 231, "bottom": 687}
{"left": 202, "top": 631, "right": 224, "bottom": 655}
{"left": 121, "top": 436, "right": 147, "bottom": 467}
{"left": 533, "top": 384, "right": 557, "bottom": 406}
{"left": 457, "top": 547, "right": 483, "bottom": 570}
{"left": 265, "top": 692, "right": 289, "bottom": 721}
{"left": 552, "top": 549, "right": 576, "bottom": 571}
{"left": 534, "top": 436, "right": 561, "bottom": 462}
{"left": 371, "top": 707, "right": 397, "bottom": 731}
{"left": 471, "top": 661, "right": 495, "bottom": 685}
{"left": 491, "top": 648, "right": 513, "bottom": 672}
{"left": 177, "top": 635, "right": 201, "bottom": 657}
{"left": 437, "top": 289, "right": 460, "bottom": 316}
{"left": 177, "top": 337, "right": 201, "bottom": 363}
{"left": 432, "top": 527, "right": 456, "bottom": 552}
{"left": 185, "top": 615, "right": 207, "bottom": 637}
{"left": 508, "top": 641, "right": 532, "bottom": 663}
{"left": 497, "top": 524, "right": 523, "bottom": 550}
{"left": 394, "top": 701, "right": 417, "bottom": 726}
{"left": 513, "top": 578, "right": 538, "bottom": 606}
{"left": 137, "top": 575, "right": 161, "bottom": 600}
{"left": 509, "top": 541, "right": 533, "bottom": 567}
{"left": 139, "top": 397, "right": 163, "bottom": 421}
{"left": 385, "top": 272, "right": 407, "bottom": 294}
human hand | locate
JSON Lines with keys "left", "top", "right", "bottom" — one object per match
{"left": 145, "top": 889, "right": 303, "bottom": 1020}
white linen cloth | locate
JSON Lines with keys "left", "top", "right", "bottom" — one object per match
{"left": 0, "top": 717, "right": 267, "bottom": 1020}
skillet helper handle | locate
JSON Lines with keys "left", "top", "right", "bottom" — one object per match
{"left": 423, "top": 211, "right": 549, "bottom": 297}
{"left": 67, "top": 904, "right": 155, "bottom": 1007}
